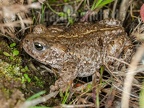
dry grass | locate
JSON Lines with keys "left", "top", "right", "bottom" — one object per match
{"left": 0, "top": 0, "right": 41, "bottom": 39}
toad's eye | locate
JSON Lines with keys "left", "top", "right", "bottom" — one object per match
{"left": 34, "top": 42, "right": 44, "bottom": 51}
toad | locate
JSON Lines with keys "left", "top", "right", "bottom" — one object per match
{"left": 22, "top": 19, "right": 133, "bottom": 92}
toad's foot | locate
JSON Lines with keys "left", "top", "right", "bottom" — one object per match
{"left": 50, "top": 61, "right": 78, "bottom": 92}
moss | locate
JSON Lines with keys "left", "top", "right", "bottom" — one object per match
{"left": 0, "top": 59, "right": 25, "bottom": 107}
{"left": 0, "top": 39, "right": 54, "bottom": 98}
{"left": 0, "top": 38, "right": 31, "bottom": 85}
{"left": 0, "top": 37, "right": 57, "bottom": 107}
{"left": 34, "top": 76, "right": 44, "bottom": 88}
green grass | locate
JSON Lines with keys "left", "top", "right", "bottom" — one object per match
{"left": 139, "top": 81, "right": 144, "bottom": 108}
{"left": 27, "top": 91, "right": 46, "bottom": 101}
{"left": 91, "top": 0, "right": 114, "bottom": 10}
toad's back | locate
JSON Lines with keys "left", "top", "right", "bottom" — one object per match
{"left": 22, "top": 19, "right": 133, "bottom": 91}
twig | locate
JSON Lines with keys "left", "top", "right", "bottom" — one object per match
{"left": 119, "top": 0, "right": 133, "bottom": 21}
{"left": 20, "top": 91, "right": 59, "bottom": 108}
{"left": 61, "top": 103, "right": 94, "bottom": 108}
{"left": 108, "top": 56, "right": 130, "bottom": 66}
{"left": 0, "top": 19, "right": 32, "bottom": 27}
{"left": 111, "top": 0, "right": 118, "bottom": 18}
{"left": 121, "top": 43, "right": 144, "bottom": 108}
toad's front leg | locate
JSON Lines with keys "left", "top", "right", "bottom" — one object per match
{"left": 50, "top": 61, "right": 78, "bottom": 92}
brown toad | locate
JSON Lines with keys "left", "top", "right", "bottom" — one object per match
{"left": 22, "top": 19, "right": 133, "bottom": 92}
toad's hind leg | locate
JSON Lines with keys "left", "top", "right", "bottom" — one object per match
{"left": 50, "top": 61, "right": 78, "bottom": 92}
{"left": 104, "top": 35, "right": 133, "bottom": 71}
{"left": 115, "top": 39, "right": 133, "bottom": 71}
{"left": 121, "top": 39, "right": 134, "bottom": 63}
